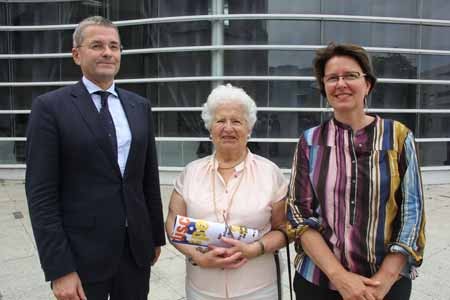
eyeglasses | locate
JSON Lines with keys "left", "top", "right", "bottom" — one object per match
{"left": 323, "top": 71, "right": 366, "bottom": 84}
{"left": 77, "top": 42, "right": 123, "bottom": 53}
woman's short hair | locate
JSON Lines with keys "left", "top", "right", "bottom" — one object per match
{"left": 313, "top": 42, "right": 377, "bottom": 98}
{"left": 73, "top": 16, "right": 119, "bottom": 48}
{"left": 201, "top": 84, "right": 257, "bottom": 131}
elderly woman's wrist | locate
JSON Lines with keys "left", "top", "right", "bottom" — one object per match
{"left": 248, "top": 240, "right": 265, "bottom": 258}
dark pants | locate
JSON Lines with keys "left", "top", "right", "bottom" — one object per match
{"left": 294, "top": 272, "right": 411, "bottom": 300}
{"left": 82, "top": 234, "right": 151, "bottom": 300}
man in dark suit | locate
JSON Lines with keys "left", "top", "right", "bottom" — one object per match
{"left": 25, "top": 16, "right": 165, "bottom": 300}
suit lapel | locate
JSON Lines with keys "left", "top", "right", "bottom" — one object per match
{"left": 70, "top": 81, "right": 121, "bottom": 176}
{"left": 116, "top": 87, "right": 138, "bottom": 179}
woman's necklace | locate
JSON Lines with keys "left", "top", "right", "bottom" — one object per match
{"left": 211, "top": 153, "right": 247, "bottom": 224}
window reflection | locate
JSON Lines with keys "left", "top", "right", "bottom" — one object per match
{"left": 421, "top": 0, "right": 450, "bottom": 19}
{"left": 0, "top": 141, "right": 26, "bottom": 164}
{"left": 0, "top": 114, "right": 28, "bottom": 138}
{"left": 420, "top": 115, "right": 450, "bottom": 138}
{"left": 420, "top": 85, "right": 450, "bottom": 109}
{"left": 154, "top": 112, "right": 208, "bottom": 137}
{"left": 322, "top": 0, "right": 418, "bottom": 18}
{"left": 372, "top": 53, "right": 417, "bottom": 79}
{"left": 324, "top": 22, "right": 418, "bottom": 49}
{"left": 418, "top": 142, "right": 450, "bottom": 166}
{"left": 371, "top": 84, "right": 417, "bottom": 109}
{"left": 421, "top": 26, "right": 450, "bottom": 51}
{"left": 420, "top": 55, "right": 450, "bottom": 80}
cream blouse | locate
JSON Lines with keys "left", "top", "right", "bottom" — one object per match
{"left": 174, "top": 150, "right": 288, "bottom": 298}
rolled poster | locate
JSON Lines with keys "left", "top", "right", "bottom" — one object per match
{"left": 170, "top": 215, "right": 260, "bottom": 248}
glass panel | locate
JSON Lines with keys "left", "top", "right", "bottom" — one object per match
{"left": 225, "top": 20, "right": 320, "bottom": 45}
{"left": 119, "top": 25, "right": 150, "bottom": 51}
{"left": 109, "top": 0, "right": 151, "bottom": 20}
{"left": 157, "top": 0, "right": 209, "bottom": 17}
{"left": 228, "top": 0, "right": 319, "bottom": 14}
{"left": 0, "top": 114, "right": 29, "bottom": 137}
{"left": 7, "top": 2, "right": 99, "bottom": 26}
{"left": 156, "top": 141, "right": 210, "bottom": 167}
{"left": 0, "top": 141, "right": 26, "bottom": 164}
{"left": 151, "top": 82, "right": 211, "bottom": 107}
{"left": 0, "top": 60, "right": 8, "bottom": 82}
{"left": 4, "top": 86, "right": 57, "bottom": 110}
{"left": 418, "top": 142, "right": 450, "bottom": 167}
{"left": 253, "top": 112, "right": 321, "bottom": 138}
{"left": 420, "top": 85, "right": 450, "bottom": 109}
{"left": 154, "top": 111, "right": 321, "bottom": 139}
{"left": 8, "top": 2, "right": 60, "bottom": 26}
{"left": 0, "top": 3, "right": 6, "bottom": 25}
{"left": 322, "top": 0, "right": 419, "bottom": 18}
{"left": 421, "top": 0, "right": 450, "bottom": 20}
{"left": 156, "top": 140, "right": 297, "bottom": 169}
{"left": 203, "top": 80, "right": 320, "bottom": 108}
{"left": 155, "top": 22, "right": 211, "bottom": 47}
{"left": 268, "top": 51, "right": 316, "bottom": 76}
{"left": 269, "top": 81, "right": 320, "bottom": 108}
{"left": 154, "top": 112, "right": 208, "bottom": 137}
{"left": 11, "top": 31, "right": 63, "bottom": 54}
{"left": 323, "top": 22, "right": 418, "bottom": 49}
{"left": 248, "top": 142, "right": 297, "bottom": 169}
{"left": 12, "top": 58, "right": 71, "bottom": 81}
{"left": 371, "top": 84, "right": 418, "bottom": 109}
{"left": 372, "top": 53, "right": 418, "bottom": 79}
{"left": 421, "top": 26, "right": 450, "bottom": 51}
{"left": 420, "top": 55, "right": 450, "bottom": 80}
{"left": 419, "top": 114, "right": 450, "bottom": 138}
{"left": 224, "top": 50, "right": 315, "bottom": 76}
{"left": 0, "top": 32, "right": 8, "bottom": 54}
{"left": 155, "top": 52, "right": 211, "bottom": 77}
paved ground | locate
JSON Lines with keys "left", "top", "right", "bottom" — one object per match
{"left": 0, "top": 181, "right": 449, "bottom": 300}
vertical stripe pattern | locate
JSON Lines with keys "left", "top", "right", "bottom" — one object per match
{"left": 286, "top": 115, "right": 426, "bottom": 289}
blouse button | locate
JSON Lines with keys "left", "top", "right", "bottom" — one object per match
{"left": 358, "top": 143, "right": 363, "bottom": 147}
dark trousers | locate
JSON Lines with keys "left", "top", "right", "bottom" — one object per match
{"left": 82, "top": 234, "right": 151, "bottom": 300}
{"left": 294, "top": 272, "right": 411, "bottom": 300}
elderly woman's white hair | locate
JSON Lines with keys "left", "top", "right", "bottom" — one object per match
{"left": 201, "top": 83, "right": 257, "bottom": 131}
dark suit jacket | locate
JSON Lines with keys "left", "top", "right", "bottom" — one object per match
{"left": 25, "top": 81, "right": 166, "bottom": 283}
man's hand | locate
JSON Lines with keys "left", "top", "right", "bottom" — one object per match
{"left": 52, "top": 272, "right": 86, "bottom": 300}
{"left": 152, "top": 246, "right": 161, "bottom": 265}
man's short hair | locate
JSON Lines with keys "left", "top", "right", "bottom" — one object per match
{"left": 72, "top": 16, "right": 119, "bottom": 48}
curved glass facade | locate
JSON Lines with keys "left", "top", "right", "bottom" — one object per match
{"left": 1, "top": 0, "right": 449, "bottom": 179}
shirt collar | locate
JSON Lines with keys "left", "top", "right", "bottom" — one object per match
{"left": 208, "top": 148, "right": 255, "bottom": 173}
{"left": 331, "top": 114, "right": 379, "bottom": 133}
{"left": 82, "top": 76, "right": 118, "bottom": 98}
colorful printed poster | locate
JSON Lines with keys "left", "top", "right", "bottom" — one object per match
{"left": 170, "top": 215, "right": 260, "bottom": 248}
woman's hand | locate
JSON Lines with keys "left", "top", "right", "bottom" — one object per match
{"left": 192, "top": 246, "right": 248, "bottom": 269}
{"left": 330, "top": 270, "right": 380, "bottom": 300}
{"left": 220, "top": 237, "right": 262, "bottom": 259}
{"left": 366, "top": 272, "right": 398, "bottom": 300}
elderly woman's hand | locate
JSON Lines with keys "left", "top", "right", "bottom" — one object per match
{"left": 220, "top": 237, "right": 262, "bottom": 259}
{"left": 330, "top": 270, "right": 380, "bottom": 300}
{"left": 191, "top": 246, "right": 248, "bottom": 269}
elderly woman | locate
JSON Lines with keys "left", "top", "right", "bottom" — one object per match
{"left": 165, "top": 84, "right": 288, "bottom": 300}
{"left": 287, "top": 43, "right": 425, "bottom": 300}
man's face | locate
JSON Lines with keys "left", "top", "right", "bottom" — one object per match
{"left": 72, "top": 25, "right": 121, "bottom": 89}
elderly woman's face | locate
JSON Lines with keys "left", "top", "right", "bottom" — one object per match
{"left": 323, "top": 55, "right": 371, "bottom": 114}
{"left": 210, "top": 102, "right": 250, "bottom": 153}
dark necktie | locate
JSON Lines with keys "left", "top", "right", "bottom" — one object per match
{"left": 95, "top": 91, "right": 118, "bottom": 158}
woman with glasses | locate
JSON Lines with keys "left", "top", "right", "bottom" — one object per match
{"left": 287, "top": 43, "right": 425, "bottom": 300}
{"left": 166, "top": 84, "right": 288, "bottom": 300}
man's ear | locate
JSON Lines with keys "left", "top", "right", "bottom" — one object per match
{"left": 72, "top": 48, "right": 81, "bottom": 66}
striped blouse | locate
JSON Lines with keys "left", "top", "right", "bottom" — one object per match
{"left": 287, "top": 115, "right": 426, "bottom": 289}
